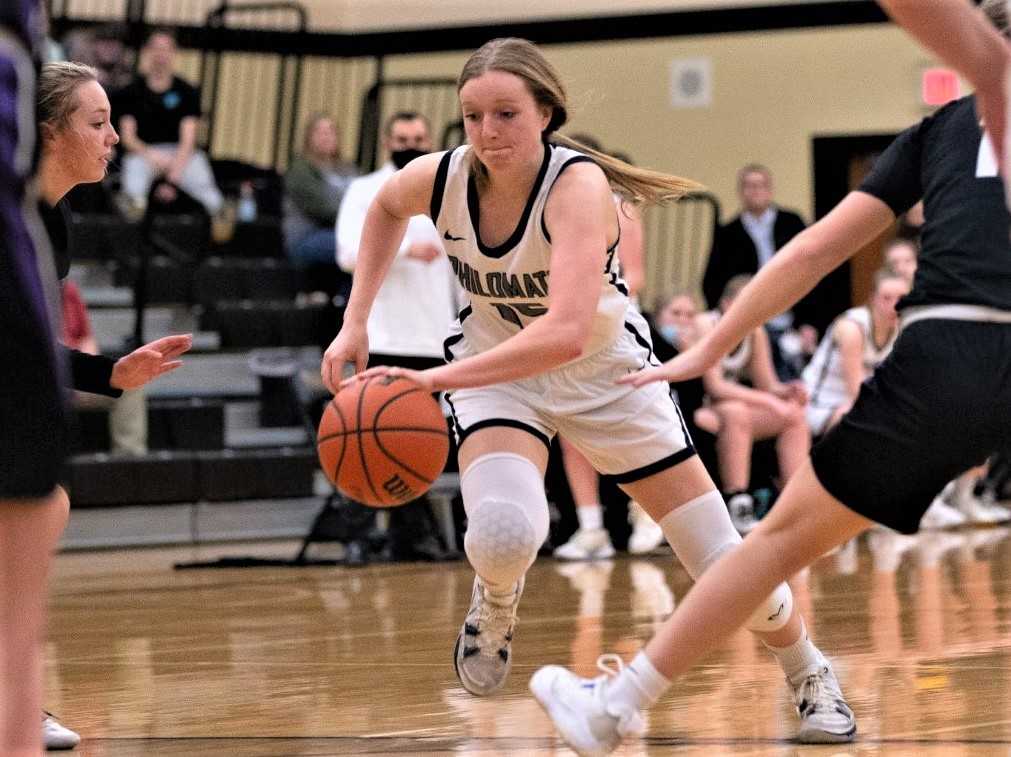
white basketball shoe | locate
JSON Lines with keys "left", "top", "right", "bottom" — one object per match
{"left": 553, "top": 528, "right": 616, "bottom": 561}
{"left": 791, "top": 662, "right": 857, "bottom": 743}
{"left": 627, "top": 502, "right": 666, "bottom": 554}
{"left": 530, "top": 655, "right": 645, "bottom": 757}
{"left": 43, "top": 711, "right": 81, "bottom": 750}
{"left": 920, "top": 496, "right": 967, "bottom": 530}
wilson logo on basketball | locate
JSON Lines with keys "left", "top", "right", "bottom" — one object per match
{"left": 383, "top": 474, "right": 414, "bottom": 502}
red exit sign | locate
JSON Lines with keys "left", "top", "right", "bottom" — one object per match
{"left": 922, "top": 68, "right": 961, "bottom": 106}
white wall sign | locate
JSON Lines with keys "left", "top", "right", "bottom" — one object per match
{"left": 669, "top": 57, "right": 712, "bottom": 109}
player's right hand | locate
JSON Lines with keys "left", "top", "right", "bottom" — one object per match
{"left": 321, "top": 327, "right": 369, "bottom": 394}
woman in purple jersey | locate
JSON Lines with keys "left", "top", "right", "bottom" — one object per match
{"left": 0, "top": 3, "right": 72, "bottom": 754}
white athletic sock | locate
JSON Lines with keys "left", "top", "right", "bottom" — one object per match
{"left": 605, "top": 651, "right": 670, "bottom": 714}
{"left": 577, "top": 504, "right": 604, "bottom": 531}
{"left": 764, "top": 621, "right": 825, "bottom": 685}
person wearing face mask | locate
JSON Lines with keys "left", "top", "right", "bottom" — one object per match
{"left": 335, "top": 111, "right": 458, "bottom": 563}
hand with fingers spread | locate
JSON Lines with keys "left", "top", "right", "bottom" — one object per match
{"left": 616, "top": 340, "right": 719, "bottom": 388}
{"left": 339, "top": 364, "right": 437, "bottom": 393}
{"left": 110, "top": 334, "right": 193, "bottom": 390}
{"left": 321, "top": 325, "right": 370, "bottom": 395}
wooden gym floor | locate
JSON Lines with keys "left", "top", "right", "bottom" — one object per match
{"left": 46, "top": 527, "right": 1011, "bottom": 755}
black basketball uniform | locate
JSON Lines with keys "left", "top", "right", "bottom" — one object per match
{"left": 811, "top": 95, "right": 1011, "bottom": 533}
{"left": 0, "top": 7, "right": 69, "bottom": 498}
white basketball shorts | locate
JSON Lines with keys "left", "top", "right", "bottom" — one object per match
{"left": 444, "top": 313, "right": 695, "bottom": 483}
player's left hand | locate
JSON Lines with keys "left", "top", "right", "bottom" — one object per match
{"left": 616, "top": 340, "right": 718, "bottom": 387}
{"left": 340, "top": 364, "right": 438, "bottom": 393}
{"left": 110, "top": 334, "right": 193, "bottom": 390}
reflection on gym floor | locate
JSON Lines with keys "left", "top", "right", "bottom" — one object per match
{"left": 45, "top": 527, "right": 1011, "bottom": 755}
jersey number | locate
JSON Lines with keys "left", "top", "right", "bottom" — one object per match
{"left": 977, "top": 133, "right": 998, "bottom": 178}
{"left": 493, "top": 302, "right": 548, "bottom": 328}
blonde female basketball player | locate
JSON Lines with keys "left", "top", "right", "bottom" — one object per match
{"left": 321, "top": 37, "right": 853, "bottom": 744}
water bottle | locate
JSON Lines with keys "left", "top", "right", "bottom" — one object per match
{"left": 237, "top": 181, "right": 257, "bottom": 222}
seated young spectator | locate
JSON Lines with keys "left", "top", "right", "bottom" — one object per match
{"left": 883, "top": 236, "right": 919, "bottom": 284}
{"left": 115, "top": 29, "right": 223, "bottom": 217}
{"left": 694, "top": 275, "right": 810, "bottom": 534}
{"left": 802, "top": 269, "right": 908, "bottom": 438}
{"left": 284, "top": 113, "right": 358, "bottom": 296}
{"left": 651, "top": 291, "right": 706, "bottom": 437}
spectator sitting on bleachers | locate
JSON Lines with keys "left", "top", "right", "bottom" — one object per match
{"left": 115, "top": 28, "right": 223, "bottom": 217}
{"left": 61, "top": 23, "right": 134, "bottom": 90}
{"left": 651, "top": 291, "right": 706, "bottom": 426}
{"left": 283, "top": 112, "right": 358, "bottom": 297}
{"left": 802, "top": 268, "right": 908, "bottom": 438}
{"left": 335, "top": 111, "right": 457, "bottom": 562}
{"left": 883, "top": 236, "right": 918, "bottom": 284}
{"left": 693, "top": 275, "right": 810, "bottom": 535}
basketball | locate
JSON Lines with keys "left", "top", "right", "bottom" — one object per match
{"left": 317, "top": 375, "right": 450, "bottom": 507}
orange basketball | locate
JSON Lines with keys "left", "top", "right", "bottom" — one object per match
{"left": 317, "top": 375, "right": 450, "bottom": 507}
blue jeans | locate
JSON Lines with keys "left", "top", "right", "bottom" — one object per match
{"left": 289, "top": 228, "right": 337, "bottom": 267}
{"left": 287, "top": 228, "right": 351, "bottom": 298}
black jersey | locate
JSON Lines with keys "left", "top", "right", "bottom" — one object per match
{"left": 858, "top": 96, "right": 1011, "bottom": 311}
{"left": 39, "top": 198, "right": 72, "bottom": 279}
{"left": 39, "top": 197, "right": 119, "bottom": 396}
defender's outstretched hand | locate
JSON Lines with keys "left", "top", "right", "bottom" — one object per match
{"left": 616, "top": 341, "right": 717, "bottom": 388}
{"left": 110, "top": 334, "right": 193, "bottom": 390}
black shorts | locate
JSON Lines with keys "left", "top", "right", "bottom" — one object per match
{"left": 0, "top": 246, "right": 67, "bottom": 499}
{"left": 811, "top": 319, "right": 1011, "bottom": 534}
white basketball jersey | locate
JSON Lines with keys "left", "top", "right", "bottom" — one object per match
{"left": 803, "top": 306, "right": 896, "bottom": 408}
{"left": 431, "top": 144, "right": 629, "bottom": 360}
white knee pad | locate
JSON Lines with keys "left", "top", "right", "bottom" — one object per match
{"left": 659, "top": 490, "right": 793, "bottom": 633}
{"left": 461, "top": 453, "right": 550, "bottom": 593}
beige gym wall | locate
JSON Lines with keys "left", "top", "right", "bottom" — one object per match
{"left": 375, "top": 25, "right": 932, "bottom": 222}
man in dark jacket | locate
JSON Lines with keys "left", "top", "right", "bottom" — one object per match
{"left": 703, "top": 164, "right": 813, "bottom": 377}
{"left": 703, "top": 164, "right": 806, "bottom": 309}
